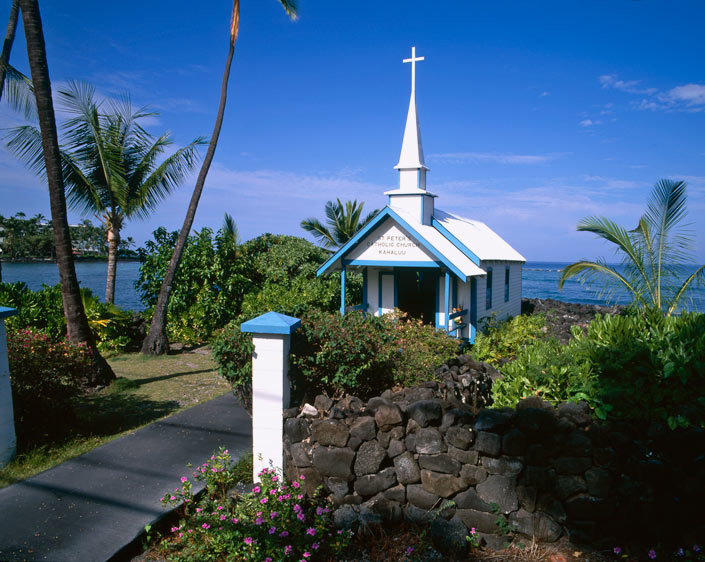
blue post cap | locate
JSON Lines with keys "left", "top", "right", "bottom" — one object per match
{"left": 0, "top": 307, "right": 18, "bottom": 320}
{"left": 240, "top": 311, "right": 301, "bottom": 335}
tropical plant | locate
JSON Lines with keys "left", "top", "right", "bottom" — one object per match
{"left": 142, "top": 0, "right": 299, "bottom": 355}
{"left": 301, "top": 198, "right": 379, "bottom": 249}
{"left": 559, "top": 179, "right": 705, "bottom": 315}
{"left": 6, "top": 81, "right": 203, "bottom": 304}
{"left": 17, "top": 0, "right": 113, "bottom": 385}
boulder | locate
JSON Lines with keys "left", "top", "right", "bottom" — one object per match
{"left": 420, "top": 469, "right": 467, "bottom": 498}
{"left": 482, "top": 455, "right": 524, "bottom": 476}
{"left": 476, "top": 475, "right": 519, "bottom": 513}
{"left": 375, "top": 404, "right": 404, "bottom": 431}
{"left": 448, "top": 445, "right": 479, "bottom": 465}
{"left": 562, "top": 430, "right": 592, "bottom": 457}
{"left": 407, "top": 400, "right": 443, "bottom": 427}
{"left": 555, "top": 475, "right": 587, "bottom": 501}
{"left": 536, "top": 493, "right": 566, "bottom": 523}
{"left": 557, "top": 401, "right": 593, "bottom": 427}
{"left": 445, "top": 426, "right": 475, "bottom": 450}
{"left": 460, "top": 464, "right": 488, "bottom": 486}
{"left": 336, "top": 395, "right": 364, "bottom": 414}
{"left": 312, "top": 446, "right": 355, "bottom": 479}
{"left": 311, "top": 419, "right": 349, "bottom": 447}
{"left": 300, "top": 403, "right": 318, "bottom": 418}
{"left": 565, "top": 494, "right": 609, "bottom": 520}
{"left": 509, "top": 509, "right": 562, "bottom": 542}
{"left": 314, "top": 394, "right": 333, "bottom": 412}
{"left": 394, "top": 451, "right": 421, "bottom": 484}
{"left": 333, "top": 505, "right": 358, "bottom": 529}
{"left": 474, "top": 431, "right": 502, "bottom": 457}
{"left": 585, "top": 467, "right": 611, "bottom": 498}
{"left": 284, "top": 418, "right": 310, "bottom": 443}
{"left": 388, "top": 438, "right": 406, "bottom": 458}
{"left": 455, "top": 508, "right": 499, "bottom": 535}
{"left": 517, "top": 484, "right": 537, "bottom": 512}
{"left": 407, "top": 483, "right": 441, "bottom": 510}
{"left": 419, "top": 454, "right": 461, "bottom": 475}
{"left": 349, "top": 416, "right": 377, "bottom": 441}
{"left": 523, "top": 466, "right": 555, "bottom": 490}
{"left": 383, "top": 483, "right": 406, "bottom": 504}
{"left": 406, "top": 504, "right": 433, "bottom": 524}
{"left": 517, "top": 406, "right": 557, "bottom": 436}
{"left": 354, "top": 440, "right": 387, "bottom": 476}
{"left": 353, "top": 467, "right": 397, "bottom": 497}
{"left": 415, "top": 427, "right": 444, "bottom": 455}
{"left": 430, "top": 516, "right": 469, "bottom": 553}
{"left": 290, "top": 442, "right": 313, "bottom": 467}
{"left": 454, "top": 487, "right": 493, "bottom": 512}
{"left": 326, "top": 476, "right": 349, "bottom": 499}
{"left": 554, "top": 457, "right": 592, "bottom": 475}
{"left": 474, "top": 409, "right": 512, "bottom": 432}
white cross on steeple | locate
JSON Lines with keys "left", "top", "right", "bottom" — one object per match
{"left": 403, "top": 46, "right": 424, "bottom": 93}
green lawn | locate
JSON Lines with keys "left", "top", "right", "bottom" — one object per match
{"left": 0, "top": 347, "right": 231, "bottom": 488}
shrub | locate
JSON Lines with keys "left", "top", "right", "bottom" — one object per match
{"left": 157, "top": 448, "right": 351, "bottom": 561}
{"left": 7, "top": 329, "right": 93, "bottom": 442}
{"left": 472, "top": 312, "right": 547, "bottom": 366}
{"left": 214, "top": 309, "right": 461, "bottom": 406}
{"left": 211, "top": 318, "right": 254, "bottom": 410}
{"left": 0, "top": 281, "right": 136, "bottom": 351}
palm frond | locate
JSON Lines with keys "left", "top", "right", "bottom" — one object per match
{"left": 0, "top": 61, "right": 35, "bottom": 119}
{"left": 301, "top": 216, "right": 337, "bottom": 248}
{"left": 277, "top": 0, "right": 299, "bottom": 20}
{"left": 559, "top": 260, "right": 647, "bottom": 307}
{"left": 4, "top": 124, "right": 46, "bottom": 176}
{"left": 667, "top": 264, "right": 705, "bottom": 316}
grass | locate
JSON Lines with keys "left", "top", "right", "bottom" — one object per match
{"left": 0, "top": 346, "right": 231, "bottom": 489}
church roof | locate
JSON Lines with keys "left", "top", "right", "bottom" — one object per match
{"left": 433, "top": 209, "right": 526, "bottom": 263}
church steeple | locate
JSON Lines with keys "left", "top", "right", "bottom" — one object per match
{"left": 386, "top": 46, "right": 436, "bottom": 225}
{"left": 395, "top": 46, "right": 429, "bottom": 190}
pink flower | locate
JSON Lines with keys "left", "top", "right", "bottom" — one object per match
{"left": 306, "top": 527, "right": 316, "bottom": 536}
{"left": 201, "top": 523, "right": 210, "bottom": 529}
{"left": 292, "top": 481, "right": 300, "bottom": 488}
{"left": 196, "top": 508, "right": 202, "bottom": 513}
{"left": 244, "top": 536, "right": 255, "bottom": 545}
{"left": 253, "top": 486, "right": 261, "bottom": 493}
{"left": 303, "top": 552, "right": 311, "bottom": 558}
{"left": 220, "top": 514, "right": 226, "bottom": 521}
{"left": 614, "top": 547, "right": 622, "bottom": 555}
{"left": 232, "top": 518, "right": 239, "bottom": 524}
{"left": 280, "top": 531, "right": 289, "bottom": 538}
{"left": 260, "top": 498, "right": 268, "bottom": 504}
{"left": 299, "top": 474, "right": 306, "bottom": 480}
{"left": 180, "top": 477, "right": 188, "bottom": 483}
{"left": 270, "top": 511, "right": 279, "bottom": 518}
{"left": 170, "top": 526, "right": 179, "bottom": 533}
{"left": 169, "top": 496, "right": 176, "bottom": 501}
{"left": 284, "top": 545, "right": 292, "bottom": 555}
{"left": 312, "top": 542, "right": 320, "bottom": 550}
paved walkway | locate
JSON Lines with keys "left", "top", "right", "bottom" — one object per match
{"left": 0, "top": 393, "right": 252, "bottom": 562}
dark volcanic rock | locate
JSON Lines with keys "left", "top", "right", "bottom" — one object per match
{"left": 312, "top": 446, "right": 355, "bottom": 479}
{"left": 455, "top": 508, "right": 499, "bottom": 535}
{"left": 460, "top": 464, "right": 488, "bottom": 486}
{"left": 407, "top": 483, "right": 441, "bottom": 510}
{"left": 354, "top": 440, "right": 387, "bottom": 476}
{"left": 502, "top": 429, "right": 527, "bottom": 456}
{"left": 311, "top": 419, "right": 349, "bottom": 447}
{"left": 454, "top": 487, "right": 493, "bottom": 512}
{"left": 284, "top": 418, "right": 310, "bottom": 443}
{"left": 474, "top": 409, "right": 512, "bottom": 432}
{"left": 482, "top": 455, "right": 524, "bottom": 476}
{"left": 407, "top": 400, "right": 443, "bottom": 427}
{"left": 445, "top": 426, "right": 475, "bottom": 450}
{"left": 353, "top": 467, "right": 397, "bottom": 497}
{"left": 349, "top": 416, "right": 377, "bottom": 441}
{"left": 474, "top": 431, "right": 502, "bottom": 457}
{"left": 419, "top": 454, "right": 461, "bottom": 475}
{"left": 415, "top": 427, "right": 444, "bottom": 455}
{"left": 394, "top": 451, "right": 421, "bottom": 484}
{"left": 375, "top": 404, "right": 404, "bottom": 431}
{"left": 420, "top": 470, "right": 467, "bottom": 498}
{"left": 509, "top": 509, "right": 562, "bottom": 542}
{"left": 476, "top": 475, "right": 519, "bottom": 513}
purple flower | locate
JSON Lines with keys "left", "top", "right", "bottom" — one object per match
{"left": 614, "top": 547, "right": 622, "bottom": 555}
{"left": 694, "top": 545, "right": 701, "bottom": 553}
{"left": 255, "top": 517, "right": 265, "bottom": 525}
{"left": 284, "top": 545, "right": 292, "bottom": 555}
{"left": 297, "top": 512, "right": 306, "bottom": 521}
{"left": 677, "top": 548, "right": 685, "bottom": 557}
{"left": 280, "top": 530, "right": 289, "bottom": 538}
{"left": 306, "top": 527, "right": 316, "bottom": 536}
{"left": 312, "top": 542, "right": 320, "bottom": 550}
{"left": 648, "top": 550, "right": 657, "bottom": 560}
{"left": 269, "top": 526, "right": 277, "bottom": 534}
{"left": 270, "top": 511, "right": 279, "bottom": 519}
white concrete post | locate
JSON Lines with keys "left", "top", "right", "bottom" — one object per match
{"left": 240, "top": 311, "right": 301, "bottom": 483}
{"left": 0, "top": 306, "right": 18, "bottom": 469}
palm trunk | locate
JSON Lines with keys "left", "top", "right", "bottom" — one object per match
{"left": 105, "top": 219, "right": 119, "bottom": 304}
{"left": 19, "top": 0, "right": 114, "bottom": 385}
{"left": 0, "top": 0, "right": 19, "bottom": 101}
{"left": 141, "top": 1, "right": 239, "bottom": 355}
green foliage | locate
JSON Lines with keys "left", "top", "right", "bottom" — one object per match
{"left": 0, "top": 213, "right": 53, "bottom": 258}
{"left": 157, "top": 449, "right": 351, "bottom": 561}
{"left": 472, "top": 313, "right": 547, "bottom": 365}
{"left": 0, "top": 281, "right": 135, "bottom": 351}
{"left": 211, "top": 320, "right": 254, "bottom": 409}
{"left": 7, "top": 329, "right": 93, "bottom": 442}
{"left": 301, "top": 198, "right": 378, "bottom": 249}
{"left": 491, "top": 308, "right": 705, "bottom": 427}
{"left": 136, "top": 226, "right": 251, "bottom": 344}
{"left": 491, "top": 336, "right": 595, "bottom": 410}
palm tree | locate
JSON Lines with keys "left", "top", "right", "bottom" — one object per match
{"left": 141, "top": 0, "right": 298, "bottom": 355}
{"left": 7, "top": 81, "right": 204, "bottom": 303}
{"left": 559, "top": 179, "right": 705, "bottom": 316}
{"left": 17, "top": 0, "right": 113, "bottom": 385}
{"left": 301, "top": 198, "right": 379, "bottom": 249}
{"left": 0, "top": 0, "right": 34, "bottom": 118}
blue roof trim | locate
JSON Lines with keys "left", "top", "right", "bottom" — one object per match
{"left": 0, "top": 306, "right": 18, "bottom": 320}
{"left": 241, "top": 311, "right": 301, "bottom": 335}
{"left": 317, "top": 206, "right": 466, "bottom": 280}
{"left": 431, "top": 217, "right": 481, "bottom": 266}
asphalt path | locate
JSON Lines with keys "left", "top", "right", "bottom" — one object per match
{"left": 0, "top": 392, "right": 252, "bottom": 562}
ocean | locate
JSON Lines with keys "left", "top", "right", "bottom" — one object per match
{"left": 1, "top": 260, "right": 703, "bottom": 313}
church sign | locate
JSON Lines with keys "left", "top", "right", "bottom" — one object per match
{"left": 345, "top": 220, "right": 436, "bottom": 264}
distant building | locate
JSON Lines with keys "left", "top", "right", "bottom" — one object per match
{"left": 317, "top": 48, "right": 525, "bottom": 342}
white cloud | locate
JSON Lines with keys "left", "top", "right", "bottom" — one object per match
{"left": 540, "top": 91, "right": 550, "bottom": 97}
{"left": 579, "top": 119, "right": 599, "bottom": 127}
{"left": 427, "top": 152, "right": 558, "bottom": 165}
{"left": 601, "top": 74, "right": 705, "bottom": 113}
{"left": 599, "top": 74, "right": 657, "bottom": 95}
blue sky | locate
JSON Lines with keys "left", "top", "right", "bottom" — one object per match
{"left": 1, "top": 0, "right": 704, "bottom": 261}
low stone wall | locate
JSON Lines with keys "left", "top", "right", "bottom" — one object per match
{"left": 283, "top": 356, "right": 705, "bottom": 550}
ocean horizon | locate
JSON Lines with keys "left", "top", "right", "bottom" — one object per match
{"left": 2, "top": 260, "right": 703, "bottom": 313}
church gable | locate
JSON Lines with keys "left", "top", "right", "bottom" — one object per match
{"left": 344, "top": 217, "right": 438, "bottom": 265}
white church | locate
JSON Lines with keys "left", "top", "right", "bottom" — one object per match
{"left": 317, "top": 47, "right": 525, "bottom": 342}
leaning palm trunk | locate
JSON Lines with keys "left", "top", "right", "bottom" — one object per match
{"left": 0, "top": 0, "right": 19, "bottom": 100}
{"left": 141, "top": 1, "right": 240, "bottom": 354}
{"left": 19, "top": 0, "right": 114, "bottom": 385}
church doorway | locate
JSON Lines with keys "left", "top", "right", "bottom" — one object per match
{"left": 396, "top": 269, "right": 437, "bottom": 325}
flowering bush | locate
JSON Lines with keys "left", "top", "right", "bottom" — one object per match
{"left": 7, "top": 328, "right": 93, "bottom": 441}
{"left": 157, "top": 448, "right": 351, "bottom": 561}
